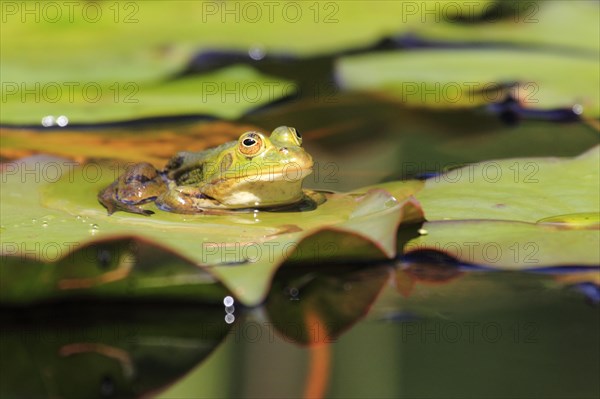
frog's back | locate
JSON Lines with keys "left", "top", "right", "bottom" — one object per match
{"left": 164, "top": 141, "right": 236, "bottom": 183}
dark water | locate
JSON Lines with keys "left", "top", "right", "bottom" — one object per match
{"left": 2, "top": 262, "right": 599, "bottom": 398}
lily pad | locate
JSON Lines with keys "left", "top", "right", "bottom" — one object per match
{"left": 419, "top": 0, "right": 600, "bottom": 54}
{"left": 0, "top": 156, "right": 423, "bottom": 305}
{"left": 0, "top": 1, "right": 496, "bottom": 84}
{"left": 336, "top": 49, "right": 600, "bottom": 117}
{"left": 0, "top": 65, "right": 296, "bottom": 125}
{"left": 405, "top": 146, "right": 600, "bottom": 268}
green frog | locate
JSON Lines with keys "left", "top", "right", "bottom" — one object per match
{"left": 98, "top": 126, "right": 317, "bottom": 215}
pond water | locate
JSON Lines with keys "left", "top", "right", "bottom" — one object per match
{"left": 2, "top": 262, "right": 598, "bottom": 398}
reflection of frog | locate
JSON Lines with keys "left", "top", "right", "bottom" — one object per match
{"left": 98, "top": 126, "right": 317, "bottom": 215}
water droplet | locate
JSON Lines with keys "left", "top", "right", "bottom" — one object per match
{"left": 56, "top": 115, "right": 69, "bottom": 127}
{"left": 41, "top": 115, "right": 55, "bottom": 127}
{"left": 248, "top": 45, "right": 266, "bottom": 60}
{"left": 418, "top": 228, "right": 428, "bottom": 235}
{"left": 225, "top": 305, "right": 235, "bottom": 314}
{"left": 41, "top": 221, "right": 48, "bottom": 228}
{"left": 225, "top": 314, "right": 235, "bottom": 324}
{"left": 572, "top": 104, "right": 584, "bottom": 115}
{"left": 223, "top": 296, "right": 234, "bottom": 307}
{"left": 76, "top": 215, "right": 82, "bottom": 220}
{"left": 31, "top": 218, "right": 37, "bottom": 224}
{"left": 89, "top": 224, "right": 99, "bottom": 234}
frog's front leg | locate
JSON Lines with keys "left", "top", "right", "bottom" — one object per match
{"left": 98, "top": 162, "right": 167, "bottom": 216}
{"left": 155, "top": 184, "right": 219, "bottom": 214}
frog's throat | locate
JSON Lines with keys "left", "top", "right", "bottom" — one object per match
{"left": 217, "top": 167, "right": 313, "bottom": 183}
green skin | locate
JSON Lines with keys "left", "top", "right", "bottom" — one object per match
{"left": 98, "top": 126, "right": 314, "bottom": 215}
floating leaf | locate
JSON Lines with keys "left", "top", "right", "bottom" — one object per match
{"left": 0, "top": 1, "right": 497, "bottom": 84}
{"left": 336, "top": 49, "right": 600, "bottom": 116}
{"left": 405, "top": 146, "right": 600, "bottom": 268}
{"left": 0, "top": 65, "right": 296, "bottom": 124}
{"left": 419, "top": 1, "right": 600, "bottom": 54}
{"left": 0, "top": 156, "right": 423, "bottom": 305}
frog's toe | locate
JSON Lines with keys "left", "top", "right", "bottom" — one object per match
{"left": 117, "top": 202, "right": 154, "bottom": 216}
{"left": 98, "top": 194, "right": 155, "bottom": 216}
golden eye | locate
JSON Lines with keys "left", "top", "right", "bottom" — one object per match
{"left": 238, "top": 132, "right": 264, "bottom": 157}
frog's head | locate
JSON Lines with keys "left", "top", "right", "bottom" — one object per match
{"left": 203, "top": 126, "right": 314, "bottom": 207}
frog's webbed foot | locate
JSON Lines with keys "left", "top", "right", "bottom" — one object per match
{"left": 97, "top": 181, "right": 156, "bottom": 216}
{"left": 97, "top": 162, "right": 166, "bottom": 216}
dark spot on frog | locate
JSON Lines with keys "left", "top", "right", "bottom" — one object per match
{"left": 125, "top": 173, "right": 153, "bottom": 184}
{"left": 175, "top": 165, "right": 205, "bottom": 185}
{"left": 494, "top": 203, "right": 506, "bottom": 208}
{"left": 166, "top": 155, "right": 183, "bottom": 170}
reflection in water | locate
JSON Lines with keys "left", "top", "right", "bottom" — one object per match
{"left": 265, "top": 263, "right": 392, "bottom": 345}
{"left": 264, "top": 262, "right": 392, "bottom": 398}
{"left": 0, "top": 303, "right": 232, "bottom": 398}
{"left": 395, "top": 258, "right": 465, "bottom": 297}
{"left": 2, "top": 261, "right": 598, "bottom": 398}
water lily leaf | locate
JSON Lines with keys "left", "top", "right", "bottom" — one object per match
{"left": 415, "top": 146, "right": 599, "bottom": 222}
{"left": 0, "top": 156, "right": 423, "bottom": 305}
{"left": 0, "top": 1, "right": 495, "bottom": 84}
{"left": 406, "top": 220, "right": 599, "bottom": 268}
{"left": 0, "top": 65, "right": 295, "bottom": 124}
{"left": 404, "top": 146, "right": 600, "bottom": 268}
{"left": 0, "top": 1, "right": 446, "bottom": 125}
{"left": 419, "top": 1, "right": 600, "bottom": 54}
{"left": 336, "top": 49, "right": 600, "bottom": 117}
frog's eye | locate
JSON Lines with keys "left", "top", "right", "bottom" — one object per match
{"left": 238, "top": 132, "right": 265, "bottom": 157}
{"left": 292, "top": 128, "right": 302, "bottom": 144}
{"left": 271, "top": 126, "right": 302, "bottom": 146}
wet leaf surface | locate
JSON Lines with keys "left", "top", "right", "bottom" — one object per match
{"left": 405, "top": 147, "right": 600, "bottom": 268}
